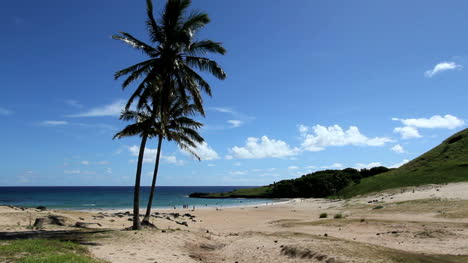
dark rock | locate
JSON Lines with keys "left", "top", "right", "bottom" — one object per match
{"left": 36, "top": 206, "right": 47, "bottom": 211}
{"left": 48, "top": 215, "right": 66, "bottom": 226}
{"left": 33, "top": 218, "right": 45, "bottom": 229}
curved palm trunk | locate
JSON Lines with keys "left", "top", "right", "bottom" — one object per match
{"left": 142, "top": 134, "right": 163, "bottom": 223}
{"left": 132, "top": 133, "right": 148, "bottom": 230}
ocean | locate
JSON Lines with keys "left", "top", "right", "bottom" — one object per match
{"left": 0, "top": 186, "right": 274, "bottom": 210}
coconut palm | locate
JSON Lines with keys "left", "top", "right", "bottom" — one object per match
{"left": 113, "top": 0, "right": 225, "bottom": 230}
{"left": 115, "top": 95, "right": 204, "bottom": 228}
{"left": 113, "top": 106, "right": 153, "bottom": 230}
{"left": 113, "top": 0, "right": 226, "bottom": 117}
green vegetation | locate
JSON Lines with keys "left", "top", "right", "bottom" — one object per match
{"left": 190, "top": 166, "right": 390, "bottom": 198}
{"left": 113, "top": 0, "right": 226, "bottom": 230}
{"left": 191, "top": 128, "right": 468, "bottom": 200}
{"left": 333, "top": 213, "right": 343, "bottom": 219}
{"left": 0, "top": 239, "right": 105, "bottom": 263}
{"left": 339, "top": 128, "right": 468, "bottom": 198}
{"left": 319, "top": 213, "right": 328, "bottom": 218}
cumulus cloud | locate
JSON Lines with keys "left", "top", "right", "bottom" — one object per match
{"left": 392, "top": 115, "right": 464, "bottom": 130}
{"left": 300, "top": 124, "right": 392, "bottom": 151}
{"left": 320, "top": 163, "right": 343, "bottom": 169}
{"left": 0, "top": 107, "right": 12, "bottom": 115}
{"left": 229, "top": 136, "right": 299, "bottom": 159}
{"left": 182, "top": 142, "right": 219, "bottom": 161}
{"left": 354, "top": 162, "right": 382, "bottom": 169}
{"left": 68, "top": 100, "right": 125, "bottom": 117}
{"left": 288, "top": 166, "right": 299, "bottom": 170}
{"left": 42, "top": 120, "right": 68, "bottom": 126}
{"left": 391, "top": 144, "right": 405, "bottom": 153}
{"left": 128, "top": 145, "right": 184, "bottom": 164}
{"left": 390, "top": 159, "right": 410, "bottom": 168}
{"left": 393, "top": 126, "right": 422, "bottom": 139}
{"left": 227, "top": 120, "right": 243, "bottom": 128}
{"left": 162, "top": 155, "right": 184, "bottom": 165}
{"left": 424, "top": 62, "right": 462, "bottom": 77}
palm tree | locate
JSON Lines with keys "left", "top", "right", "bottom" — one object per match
{"left": 113, "top": 106, "right": 154, "bottom": 230}
{"left": 142, "top": 96, "right": 203, "bottom": 224}
{"left": 115, "top": 95, "right": 204, "bottom": 228}
{"left": 113, "top": 0, "right": 226, "bottom": 230}
{"left": 113, "top": 0, "right": 226, "bottom": 116}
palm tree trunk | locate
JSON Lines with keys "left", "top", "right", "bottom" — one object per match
{"left": 142, "top": 134, "right": 163, "bottom": 224}
{"left": 132, "top": 133, "right": 148, "bottom": 230}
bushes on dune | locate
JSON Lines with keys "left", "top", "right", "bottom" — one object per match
{"left": 270, "top": 167, "right": 390, "bottom": 198}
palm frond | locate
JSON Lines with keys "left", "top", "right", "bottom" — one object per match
{"left": 187, "top": 40, "right": 226, "bottom": 56}
{"left": 112, "top": 32, "right": 158, "bottom": 57}
{"left": 185, "top": 56, "right": 226, "bottom": 80}
{"left": 145, "top": 0, "right": 163, "bottom": 43}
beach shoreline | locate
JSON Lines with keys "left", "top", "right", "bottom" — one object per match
{"left": 1, "top": 182, "right": 468, "bottom": 262}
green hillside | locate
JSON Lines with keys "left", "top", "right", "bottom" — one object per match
{"left": 339, "top": 128, "right": 468, "bottom": 197}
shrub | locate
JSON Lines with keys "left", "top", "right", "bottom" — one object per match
{"left": 334, "top": 213, "right": 343, "bottom": 219}
{"left": 319, "top": 213, "right": 328, "bottom": 218}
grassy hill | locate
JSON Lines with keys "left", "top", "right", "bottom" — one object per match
{"left": 190, "top": 128, "right": 468, "bottom": 199}
{"left": 339, "top": 128, "right": 468, "bottom": 197}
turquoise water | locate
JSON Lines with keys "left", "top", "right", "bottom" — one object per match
{"left": 0, "top": 186, "right": 274, "bottom": 210}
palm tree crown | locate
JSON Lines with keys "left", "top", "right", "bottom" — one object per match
{"left": 113, "top": 0, "right": 226, "bottom": 116}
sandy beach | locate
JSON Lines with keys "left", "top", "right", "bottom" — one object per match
{"left": 1, "top": 182, "right": 468, "bottom": 262}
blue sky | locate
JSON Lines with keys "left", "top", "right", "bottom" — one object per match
{"left": 1, "top": 0, "right": 467, "bottom": 186}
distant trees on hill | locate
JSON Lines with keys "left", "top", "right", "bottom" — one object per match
{"left": 270, "top": 166, "right": 391, "bottom": 198}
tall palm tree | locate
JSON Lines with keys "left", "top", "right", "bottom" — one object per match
{"left": 113, "top": 0, "right": 225, "bottom": 230}
{"left": 113, "top": 0, "right": 226, "bottom": 117}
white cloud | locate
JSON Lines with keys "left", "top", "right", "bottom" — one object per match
{"left": 0, "top": 107, "right": 12, "bottom": 115}
{"left": 230, "top": 170, "right": 247, "bottom": 175}
{"left": 354, "top": 162, "right": 382, "bottom": 169}
{"left": 106, "top": 168, "right": 112, "bottom": 174}
{"left": 229, "top": 136, "right": 299, "bottom": 159}
{"left": 390, "top": 159, "right": 410, "bottom": 168}
{"left": 207, "top": 163, "right": 215, "bottom": 167}
{"left": 233, "top": 162, "right": 241, "bottom": 166}
{"left": 81, "top": 161, "right": 89, "bottom": 165}
{"left": 68, "top": 100, "right": 125, "bottom": 117}
{"left": 98, "top": 161, "right": 109, "bottom": 165}
{"left": 424, "top": 62, "right": 462, "bottom": 77}
{"left": 225, "top": 155, "right": 234, "bottom": 160}
{"left": 129, "top": 145, "right": 184, "bottom": 164}
{"left": 391, "top": 144, "right": 405, "bottom": 153}
{"left": 65, "top": 100, "right": 84, "bottom": 108}
{"left": 182, "top": 142, "right": 219, "bottom": 161}
{"left": 42, "top": 120, "right": 68, "bottom": 126}
{"left": 300, "top": 124, "right": 392, "bottom": 151}
{"left": 320, "top": 163, "right": 343, "bottom": 169}
{"left": 288, "top": 166, "right": 299, "bottom": 170}
{"left": 64, "top": 170, "right": 81, "bottom": 174}
{"left": 393, "top": 115, "right": 464, "bottom": 130}
{"left": 162, "top": 155, "right": 184, "bottom": 165}
{"left": 210, "top": 107, "right": 235, "bottom": 114}
{"left": 393, "top": 126, "right": 422, "bottom": 139}
{"left": 227, "top": 120, "right": 243, "bottom": 128}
